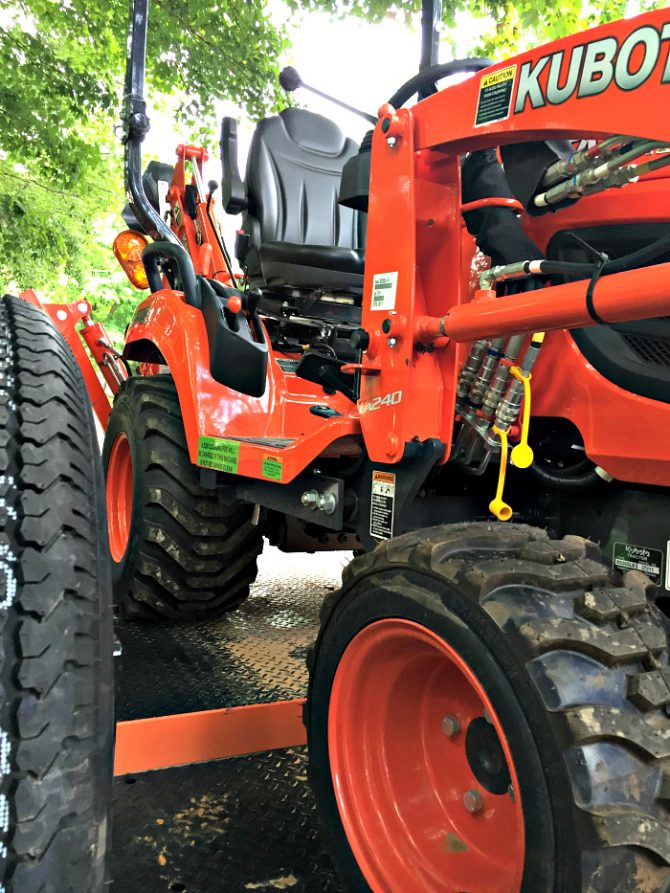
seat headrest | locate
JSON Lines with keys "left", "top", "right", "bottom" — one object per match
{"left": 279, "top": 107, "right": 347, "bottom": 156}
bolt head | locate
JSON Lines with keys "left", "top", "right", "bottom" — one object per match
{"left": 441, "top": 715, "right": 461, "bottom": 738}
{"left": 384, "top": 433, "right": 400, "bottom": 459}
{"left": 387, "top": 337, "right": 397, "bottom": 348}
{"left": 463, "top": 789, "right": 484, "bottom": 815}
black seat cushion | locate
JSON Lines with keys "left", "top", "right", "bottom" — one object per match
{"left": 242, "top": 108, "right": 365, "bottom": 290}
{"left": 258, "top": 242, "right": 364, "bottom": 291}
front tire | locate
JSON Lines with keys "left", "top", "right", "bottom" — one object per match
{"left": 306, "top": 523, "right": 670, "bottom": 893}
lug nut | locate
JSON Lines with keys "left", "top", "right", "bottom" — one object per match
{"left": 463, "top": 789, "right": 484, "bottom": 815}
{"left": 441, "top": 715, "right": 461, "bottom": 738}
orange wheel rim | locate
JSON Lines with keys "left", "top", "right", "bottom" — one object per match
{"left": 328, "top": 618, "right": 525, "bottom": 893}
{"left": 106, "top": 433, "right": 133, "bottom": 562}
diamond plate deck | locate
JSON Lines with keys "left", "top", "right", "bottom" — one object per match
{"left": 116, "top": 549, "right": 350, "bottom": 721}
{"left": 112, "top": 548, "right": 349, "bottom": 891}
{"left": 111, "top": 747, "right": 343, "bottom": 893}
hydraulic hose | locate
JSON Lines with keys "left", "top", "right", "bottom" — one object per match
{"left": 529, "top": 460, "right": 601, "bottom": 489}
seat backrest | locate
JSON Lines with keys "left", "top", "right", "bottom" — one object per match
{"left": 242, "top": 108, "right": 364, "bottom": 257}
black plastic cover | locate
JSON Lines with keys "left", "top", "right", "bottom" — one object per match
{"left": 548, "top": 224, "right": 670, "bottom": 404}
{"left": 339, "top": 131, "right": 373, "bottom": 212}
{"left": 258, "top": 241, "right": 364, "bottom": 292}
{"left": 500, "top": 140, "right": 576, "bottom": 216}
{"left": 220, "top": 117, "right": 248, "bottom": 215}
{"left": 122, "top": 160, "right": 174, "bottom": 233}
{"left": 461, "top": 149, "right": 545, "bottom": 269}
{"left": 199, "top": 278, "right": 268, "bottom": 398}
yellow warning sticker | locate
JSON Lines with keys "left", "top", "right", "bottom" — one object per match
{"left": 475, "top": 64, "right": 517, "bottom": 127}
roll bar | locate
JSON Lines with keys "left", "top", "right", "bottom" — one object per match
{"left": 122, "top": 0, "right": 178, "bottom": 245}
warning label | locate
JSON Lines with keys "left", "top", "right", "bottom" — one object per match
{"left": 666, "top": 541, "right": 670, "bottom": 591}
{"left": 613, "top": 541, "right": 663, "bottom": 586}
{"left": 370, "top": 471, "right": 396, "bottom": 540}
{"left": 475, "top": 65, "right": 516, "bottom": 127}
{"left": 276, "top": 358, "right": 300, "bottom": 374}
{"left": 371, "top": 272, "right": 398, "bottom": 311}
{"left": 261, "top": 454, "right": 283, "bottom": 481}
{"left": 197, "top": 436, "right": 240, "bottom": 474}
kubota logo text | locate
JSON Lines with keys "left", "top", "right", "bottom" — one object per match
{"left": 515, "top": 23, "right": 670, "bottom": 113}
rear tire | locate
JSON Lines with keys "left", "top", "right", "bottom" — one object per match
{"left": 103, "top": 375, "right": 263, "bottom": 620}
{"left": 306, "top": 522, "right": 670, "bottom": 893}
{"left": 0, "top": 295, "right": 114, "bottom": 892}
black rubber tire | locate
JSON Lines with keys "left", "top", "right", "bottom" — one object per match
{"left": 0, "top": 295, "right": 114, "bottom": 892}
{"left": 306, "top": 522, "right": 670, "bottom": 893}
{"left": 102, "top": 375, "right": 263, "bottom": 620}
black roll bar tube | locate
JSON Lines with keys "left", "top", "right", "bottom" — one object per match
{"left": 122, "top": 0, "right": 179, "bottom": 245}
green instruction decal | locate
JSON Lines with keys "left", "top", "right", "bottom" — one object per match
{"left": 262, "top": 454, "right": 283, "bottom": 481}
{"left": 197, "top": 436, "right": 240, "bottom": 473}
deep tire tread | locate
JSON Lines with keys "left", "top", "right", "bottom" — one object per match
{"left": 104, "top": 375, "right": 263, "bottom": 620}
{"left": 310, "top": 522, "right": 670, "bottom": 893}
{"left": 0, "top": 295, "right": 113, "bottom": 893}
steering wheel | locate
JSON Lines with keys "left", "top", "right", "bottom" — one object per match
{"left": 388, "top": 58, "right": 493, "bottom": 109}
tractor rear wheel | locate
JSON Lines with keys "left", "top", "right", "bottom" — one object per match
{"left": 0, "top": 295, "right": 114, "bottom": 892}
{"left": 306, "top": 523, "right": 670, "bottom": 893}
{"left": 103, "top": 375, "right": 263, "bottom": 620}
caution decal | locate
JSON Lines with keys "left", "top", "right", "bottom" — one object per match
{"left": 475, "top": 65, "right": 517, "bottom": 126}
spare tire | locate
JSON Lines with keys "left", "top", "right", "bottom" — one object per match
{"left": 0, "top": 295, "right": 114, "bottom": 892}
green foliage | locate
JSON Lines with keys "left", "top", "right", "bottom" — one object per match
{"left": 286, "top": 0, "right": 664, "bottom": 58}
{"left": 0, "top": 0, "right": 289, "bottom": 327}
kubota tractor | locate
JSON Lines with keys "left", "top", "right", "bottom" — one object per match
{"left": 3, "top": 0, "right": 670, "bottom": 890}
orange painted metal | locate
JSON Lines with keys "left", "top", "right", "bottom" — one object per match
{"left": 421, "top": 262, "right": 670, "bottom": 343}
{"left": 19, "top": 292, "right": 114, "bottom": 427}
{"left": 106, "top": 433, "right": 133, "bottom": 562}
{"left": 354, "top": 6, "right": 670, "bottom": 481}
{"left": 124, "top": 290, "right": 361, "bottom": 479}
{"left": 79, "top": 315, "right": 129, "bottom": 396}
{"left": 113, "top": 698, "right": 307, "bottom": 776}
{"left": 413, "top": 9, "right": 670, "bottom": 153}
{"left": 329, "top": 620, "right": 524, "bottom": 892}
{"left": 116, "top": 7, "right": 670, "bottom": 489}
{"left": 168, "top": 143, "right": 235, "bottom": 284}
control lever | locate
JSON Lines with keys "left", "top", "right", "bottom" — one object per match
{"left": 279, "top": 66, "right": 377, "bottom": 125}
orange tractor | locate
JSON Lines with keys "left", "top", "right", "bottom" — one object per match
{"left": 2, "top": 1, "right": 670, "bottom": 890}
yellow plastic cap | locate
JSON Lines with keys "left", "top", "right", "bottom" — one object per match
{"left": 511, "top": 443, "right": 534, "bottom": 469}
{"left": 489, "top": 498, "right": 513, "bottom": 522}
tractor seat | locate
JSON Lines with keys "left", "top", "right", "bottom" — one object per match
{"left": 222, "top": 108, "right": 365, "bottom": 296}
{"left": 257, "top": 242, "right": 364, "bottom": 290}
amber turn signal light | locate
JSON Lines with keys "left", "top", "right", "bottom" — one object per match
{"left": 113, "top": 230, "right": 150, "bottom": 289}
